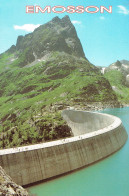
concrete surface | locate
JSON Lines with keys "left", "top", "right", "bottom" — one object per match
{"left": 0, "top": 110, "right": 128, "bottom": 186}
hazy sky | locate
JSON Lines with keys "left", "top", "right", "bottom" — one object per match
{"left": 0, "top": 0, "right": 129, "bottom": 66}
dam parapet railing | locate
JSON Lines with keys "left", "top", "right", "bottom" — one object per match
{"left": 0, "top": 111, "right": 126, "bottom": 155}
{"left": 0, "top": 110, "right": 128, "bottom": 186}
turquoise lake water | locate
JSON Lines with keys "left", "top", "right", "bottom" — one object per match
{"left": 29, "top": 107, "right": 129, "bottom": 196}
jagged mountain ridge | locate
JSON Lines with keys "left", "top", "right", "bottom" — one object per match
{"left": 106, "top": 60, "right": 129, "bottom": 75}
{"left": 6, "top": 15, "right": 86, "bottom": 67}
{"left": 105, "top": 60, "right": 129, "bottom": 86}
{"left": 120, "top": 60, "right": 129, "bottom": 66}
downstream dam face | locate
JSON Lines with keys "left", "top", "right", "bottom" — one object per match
{"left": 0, "top": 110, "right": 128, "bottom": 186}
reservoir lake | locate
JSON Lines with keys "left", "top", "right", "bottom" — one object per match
{"left": 29, "top": 107, "right": 129, "bottom": 196}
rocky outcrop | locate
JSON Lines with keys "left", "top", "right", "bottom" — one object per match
{"left": 126, "top": 74, "right": 129, "bottom": 86}
{"left": 0, "top": 166, "right": 29, "bottom": 196}
{"left": 48, "top": 101, "right": 122, "bottom": 113}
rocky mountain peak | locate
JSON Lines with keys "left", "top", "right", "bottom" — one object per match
{"left": 6, "top": 15, "right": 86, "bottom": 67}
{"left": 120, "top": 60, "right": 129, "bottom": 66}
{"left": 50, "top": 15, "right": 72, "bottom": 27}
{"left": 107, "top": 60, "right": 129, "bottom": 74}
{"left": 51, "top": 16, "right": 61, "bottom": 23}
{"left": 105, "top": 59, "right": 129, "bottom": 87}
{"left": 61, "top": 15, "right": 73, "bottom": 27}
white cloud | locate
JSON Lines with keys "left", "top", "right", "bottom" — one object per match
{"left": 100, "top": 16, "right": 105, "bottom": 20}
{"left": 13, "top": 24, "right": 41, "bottom": 32}
{"left": 72, "top": 20, "right": 82, "bottom": 25}
{"left": 117, "top": 5, "right": 129, "bottom": 15}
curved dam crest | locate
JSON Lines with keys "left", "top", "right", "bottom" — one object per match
{"left": 0, "top": 110, "right": 128, "bottom": 186}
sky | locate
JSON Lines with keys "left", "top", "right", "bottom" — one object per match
{"left": 0, "top": 0, "right": 129, "bottom": 67}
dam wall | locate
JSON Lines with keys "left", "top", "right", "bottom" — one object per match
{"left": 62, "top": 110, "right": 115, "bottom": 135}
{"left": 0, "top": 110, "right": 128, "bottom": 186}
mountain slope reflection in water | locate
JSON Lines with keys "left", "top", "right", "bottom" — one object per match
{"left": 29, "top": 107, "right": 129, "bottom": 196}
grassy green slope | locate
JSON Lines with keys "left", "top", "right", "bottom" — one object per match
{"left": 0, "top": 51, "right": 118, "bottom": 148}
{"left": 104, "top": 70, "right": 129, "bottom": 104}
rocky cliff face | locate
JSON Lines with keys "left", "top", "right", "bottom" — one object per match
{"left": 0, "top": 166, "right": 29, "bottom": 195}
{"left": 7, "top": 16, "right": 86, "bottom": 67}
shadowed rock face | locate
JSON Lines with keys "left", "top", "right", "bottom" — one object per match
{"left": 7, "top": 15, "right": 86, "bottom": 66}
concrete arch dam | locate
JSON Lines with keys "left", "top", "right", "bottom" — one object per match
{"left": 0, "top": 110, "right": 128, "bottom": 186}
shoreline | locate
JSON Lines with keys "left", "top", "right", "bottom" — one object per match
{"left": 61, "top": 101, "right": 124, "bottom": 112}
